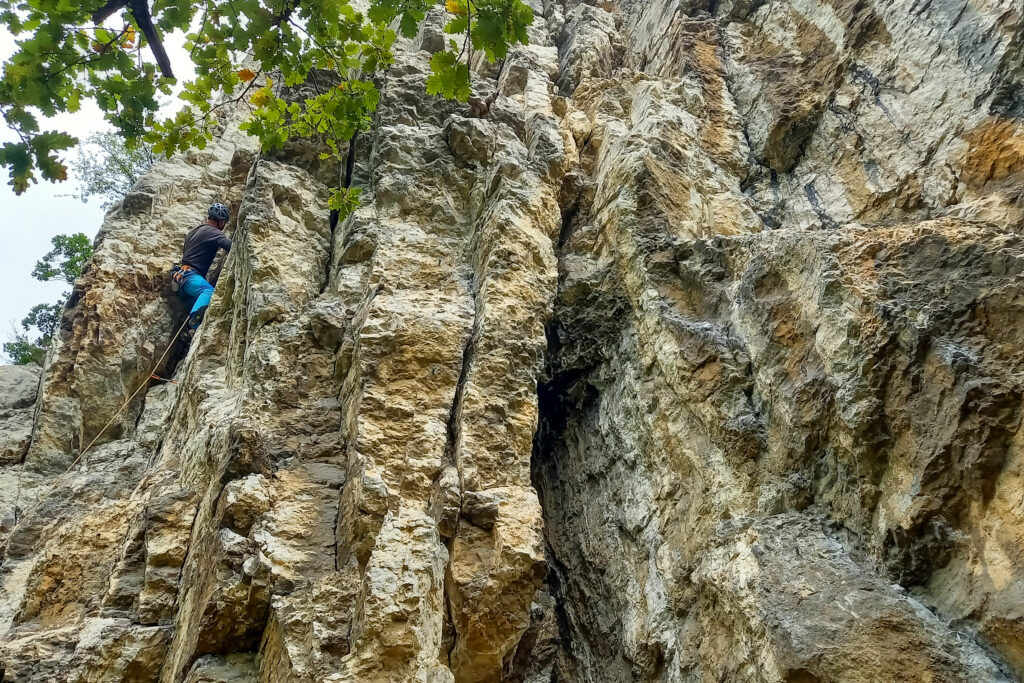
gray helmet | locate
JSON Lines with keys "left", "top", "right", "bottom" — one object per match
{"left": 208, "top": 203, "right": 230, "bottom": 223}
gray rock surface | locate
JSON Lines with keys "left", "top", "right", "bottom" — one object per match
{"left": 3, "top": 0, "right": 1024, "bottom": 681}
{"left": 0, "top": 365, "right": 38, "bottom": 466}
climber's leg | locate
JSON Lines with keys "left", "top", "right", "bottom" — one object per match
{"left": 179, "top": 272, "right": 215, "bottom": 329}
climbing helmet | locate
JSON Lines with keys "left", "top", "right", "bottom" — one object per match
{"left": 208, "top": 203, "right": 230, "bottom": 223}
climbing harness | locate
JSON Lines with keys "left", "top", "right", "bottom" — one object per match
{"left": 169, "top": 263, "right": 194, "bottom": 292}
{"left": 0, "top": 315, "right": 192, "bottom": 558}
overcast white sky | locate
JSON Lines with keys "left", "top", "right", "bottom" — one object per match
{"left": 0, "top": 25, "right": 195, "bottom": 361}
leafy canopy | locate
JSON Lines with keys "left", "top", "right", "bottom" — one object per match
{"left": 3, "top": 232, "right": 93, "bottom": 365}
{"left": 0, "top": 0, "right": 533, "bottom": 211}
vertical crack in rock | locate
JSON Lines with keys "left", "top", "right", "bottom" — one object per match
{"left": 438, "top": 277, "right": 479, "bottom": 675}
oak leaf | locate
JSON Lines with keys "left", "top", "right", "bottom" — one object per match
{"left": 250, "top": 88, "right": 271, "bottom": 106}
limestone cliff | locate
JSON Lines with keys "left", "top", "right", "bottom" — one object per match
{"left": 3, "top": 0, "right": 1024, "bottom": 681}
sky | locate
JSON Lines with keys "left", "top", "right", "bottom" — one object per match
{"left": 0, "top": 78, "right": 108, "bottom": 352}
{"left": 0, "top": 26, "right": 194, "bottom": 361}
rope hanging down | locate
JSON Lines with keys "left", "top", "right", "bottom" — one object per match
{"left": 0, "top": 316, "right": 191, "bottom": 557}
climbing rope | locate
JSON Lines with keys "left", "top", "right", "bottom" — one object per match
{"left": 0, "top": 316, "right": 192, "bottom": 557}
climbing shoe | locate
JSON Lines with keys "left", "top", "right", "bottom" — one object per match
{"left": 188, "top": 305, "right": 209, "bottom": 332}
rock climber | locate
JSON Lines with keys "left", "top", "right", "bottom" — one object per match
{"left": 172, "top": 203, "right": 232, "bottom": 336}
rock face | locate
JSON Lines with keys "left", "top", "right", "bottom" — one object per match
{"left": 0, "top": 366, "right": 39, "bottom": 468}
{"left": 3, "top": 0, "right": 1024, "bottom": 681}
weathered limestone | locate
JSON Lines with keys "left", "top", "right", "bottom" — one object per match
{"left": 0, "top": 365, "right": 39, "bottom": 466}
{"left": 2, "top": 20, "right": 562, "bottom": 681}
{"left": 538, "top": 219, "right": 1024, "bottom": 681}
{"left": 3, "top": 0, "right": 1024, "bottom": 681}
{"left": 534, "top": 0, "right": 1024, "bottom": 680}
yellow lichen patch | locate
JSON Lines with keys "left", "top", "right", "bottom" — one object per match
{"left": 960, "top": 116, "right": 1024, "bottom": 187}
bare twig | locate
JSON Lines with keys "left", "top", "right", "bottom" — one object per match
{"left": 41, "top": 28, "right": 130, "bottom": 83}
{"left": 159, "top": 75, "right": 261, "bottom": 141}
{"left": 0, "top": 108, "right": 32, "bottom": 145}
{"left": 189, "top": 4, "right": 211, "bottom": 60}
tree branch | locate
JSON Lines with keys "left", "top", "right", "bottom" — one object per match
{"left": 128, "top": 0, "right": 174, "bottom": 78}
{"left": 93, "top": 0, "right": 175, "bottom": 78}
{"left": 91, "top": 0, "right": 127, "bottom": 24}
{"left": 273, "top": 0, "right": 300, "bottom": 25}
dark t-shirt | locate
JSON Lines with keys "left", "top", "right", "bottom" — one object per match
{"left": 181, "top": 223, "right": 231, "bottom": 278}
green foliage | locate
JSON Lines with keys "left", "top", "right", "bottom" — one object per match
{"left": 4, "top": 302, "right": 64, "bottom": 365}
{"left": 426, "top": 51, "right": 470, "bottom": 101}
{"left": 1, "top": 0, "right": 533, "bottom": 213}
{"left": 32, "top": 233, "right": 94, "bottom": 284}
{"left": 3, "top": 331, "right": 46, "bottom": 365}
{"left": 379, "top": 0, "right": 533, "bottom": 104}
{"left": 22, "top": 302, "right": 63, "bottom": 340}
{"left": 328, "top": 186, "right": 361, "bottom": 215}
{"left": 70, "top": 131, "right": 156, "bottom": 208}
{"left": 4, "top": 233, "right": 93, "bottom": 364}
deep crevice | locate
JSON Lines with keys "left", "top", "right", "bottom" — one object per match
{"left": 443, "top": 324, "right": 478, "bottom": 468}
{"left": 324, "top": 132, "right": 362, "bottom": 299}
{"left": 329, "top": 131, "right": 360, "bottom": 232}
{"left": 435, "top": 284, "right": 481, "bottom": 671}
{"left": 442, "top": 535, "right": 457, "bottom": 669}
{"left": 558, "top": 196, "right": 581, "bottom": 249}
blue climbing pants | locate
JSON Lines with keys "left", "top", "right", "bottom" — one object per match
{"left": 178, "top": 271, "right": 215, "bottom": 326}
